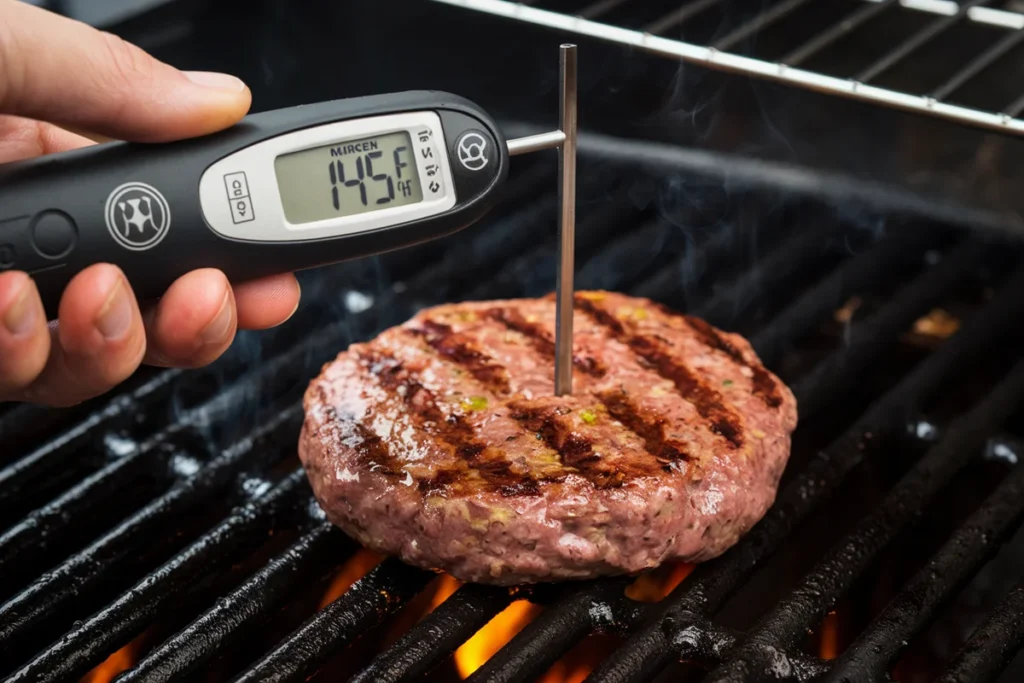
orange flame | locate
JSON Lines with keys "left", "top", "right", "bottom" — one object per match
{"left": 79, "top": 639, "right": 139, "bottom": 683}
{"left": 382, "top": 574, "right": 463, "bottom": 648}
{"left": 455, "top": 600, "right": 543, "bottom": 678}
{"left": 319, "top": 548, "right": 384, "bottom": 609}
{"left": 625, "top": 562, "right": 694, "bottom": 602}
{"left": 819, "top": 610, "right": 840, "bottom": 660}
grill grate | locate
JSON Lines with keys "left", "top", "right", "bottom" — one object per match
{"left": 432, "top": 0, "right": 1024, "bottom": 137}
{"left": 3, "top": 147, "right": 1024, "bottom": 682}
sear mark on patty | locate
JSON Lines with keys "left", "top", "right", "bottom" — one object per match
{"left": 358, "top": 347, "right": 547, "bottom": 496}
{"left": 507, "top": 398, "right": 644, "bottom": 488}
{"left": 312, "top": 383, "right": 402, "bottom": 477}
{"left": 681, "top": 314, "right": 784, "bottom": 408}
{"left": 595, "top": 388, "right": 692, "bottom": 468}
{"left": 485, "top": 306, "right": 606, "bottom": 377}
{"left": 575, "top": 295, "right": 745, "bottom": 448}
{"left": 409, "top": 319, "right": 512, "bottom": 394}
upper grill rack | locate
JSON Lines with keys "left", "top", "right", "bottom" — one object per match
{"left": 4, "top": 149, "right": 1024, "bottom": 682}
{"left": 432, "top": 0, "right": 1024, "bottom": 138}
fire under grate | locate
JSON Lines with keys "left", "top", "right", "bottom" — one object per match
{"left": 3, "top": 150, "right": 1024, "bottom": 683}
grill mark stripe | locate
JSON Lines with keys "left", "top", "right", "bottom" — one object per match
{"left": 595, "top": 389, "right": 691, "bottom": 466}
{"left": 312, "top": 384, "right": 401, "bottom": 476}
{"left": 682, "top": 314, "right": 784, "bottom": 408}
{"left": 576, "top": 296, "right": 745, "bottom": 449}
{"left": 401, "top": 326, "right": 629, "bottom": 488}
{"left": 485, "top": 307, "right": 606, "bottom": 377}
{"left": 360, "top": 345, "right": 544, "bottom": 496}
{"left": 507, "top": 400, "right": 631, "bottom": 488}
{"left": 410, "top": 319, "right": 512, "bottom": 394}
{"left": 356, "top": 349, "right": 517, "bottom": 493}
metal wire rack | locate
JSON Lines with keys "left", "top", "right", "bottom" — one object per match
{"left": 432, "top": 0, "right": 1024, "bottom": 137}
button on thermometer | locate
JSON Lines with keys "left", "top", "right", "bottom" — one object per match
{"left": 0, "top": 46, "right": 578, "bottom": 398}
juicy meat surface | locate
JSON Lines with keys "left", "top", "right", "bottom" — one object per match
{"left": 299, "top": 291, "right": 798, "bottom": 584}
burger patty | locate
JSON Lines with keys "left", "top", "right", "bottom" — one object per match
{"left": 299, "top": 291, "right": 798, "bottom": 584}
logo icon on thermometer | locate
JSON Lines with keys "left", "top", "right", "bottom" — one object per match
{"left": 456, "top": 132, "right": 490, "bottom": 172}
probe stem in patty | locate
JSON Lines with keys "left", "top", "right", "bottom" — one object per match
{"left": 555, "top": 44, "right": 578, "bottom": 397}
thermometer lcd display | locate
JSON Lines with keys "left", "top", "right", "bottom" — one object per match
{"left": 274, "top": 130, "right": 424, "bottom": 225}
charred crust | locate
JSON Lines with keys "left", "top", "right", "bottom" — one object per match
{"left": 355, "top": 348, "right": 551, "bottom": 496}
{"left": 576, "top": 295, "right": 745, "bottom": 449}
{"left": 596, "top": 388, "right": 692, "bottom": 463}
{"left": 683, "top": 315, "right": 784, "bottom": 408}
{"left": 412, "top": 319, "right": 512, "bottom": 394}
{"left": 484, "top": 307, "right": 606, "bottom": 377}
{"left": 509, "top": 399, "right": 640, "bottom": 487}
{"left": 311, "top": 383, "right": 403, "bottom": 477}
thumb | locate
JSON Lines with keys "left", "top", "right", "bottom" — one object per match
{"left": 0, "top": 0, "right": 251, "bottom": 142}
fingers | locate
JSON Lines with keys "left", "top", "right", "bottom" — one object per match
{"left": 5, "top": 265, "right": 147, "bottom": 407}
{"left": 0, "top": 115, "right": 95, "bottom": 163}
{"left": 141, "top": 271, "right": 301, "bottom": 368}
{"left": 234, "top": 274, "right": 302, "bottom": 330}
{"left": 0, "top": 0, "right": 251, "bottom": 142}
{"left": 0, "top": 268, "right": 302, "bottom": 405}
{"left": 142, "top": 269, "right": 237, "bottom": 368}
{"left": 0, "top": 272, "right": 49, "bottom": 396}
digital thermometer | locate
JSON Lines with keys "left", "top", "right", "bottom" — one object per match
{"left": 0, "top": 92, "right": 509, "bottom": 317}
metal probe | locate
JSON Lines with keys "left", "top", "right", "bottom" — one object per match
{"left": 506, "top": 44, "right": 578, "bottom": 396}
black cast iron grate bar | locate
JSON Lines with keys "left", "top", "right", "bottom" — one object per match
{"left": 822, "top": 459, "right": 1024, "bottom": 682}
{"left": 464, "top": 202, "right": 647, "bottom": 302}
{"left": 789, "top": 240, "right": 983, "bottom": 417}
{"left": 0, "top": 426, "right": 185, "bottom": 582}
{"left": 0, "top": 370, "right": 182, "bottom": 517}
{"left": 230, "top": 558, "right": 433, "bottom": 683}
{"left": 749, "top": 226, "right": 943, "bottom": 368}
{"left": 5, "top": 468, "right": 312, "bottom": 683}
{"left": 0, "top": 307, "right": 359, "bottom": 591}
{"left": 121, "top": 521, "right": 353, "bottom": 683}
{"left": 468, "top": 580, "right": 633, "bottom": 683}
{"left": 350, "top": 583, "right": 515, "bottom": 683}
{"left": 629, "top": 220, "right": 750, "bottom": 306}
{"left": 0, "top": 407, "right": 303, "bottom": 657}
{"left": 937, "top": 583, "right": 1024, "bottom": 683}
{"left": 586, "top": 261, "right": 1024, "bottom": 683}
{"left": 691, "top": 225, "right": 851, "bottom": 330}
{"left": 704, "top": 359, "right": 1024, "bottom": 683}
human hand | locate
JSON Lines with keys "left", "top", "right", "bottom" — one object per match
{"left": 0, "top": 0, "right": 302, "bottom": 407}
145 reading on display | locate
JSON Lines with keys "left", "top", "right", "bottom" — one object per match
{"left": 275, "top": 130, "right": 425, "bottom": 225}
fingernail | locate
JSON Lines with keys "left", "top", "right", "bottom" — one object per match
{"left": 3, "top": 279, "right": 37, "bottom": 336}
{"left": 183, "top": 71, "right": 246, "bottom": 92}
{"left": 201, "top": 292, "right": 234, "bottom": 345}
{"left": 95, "top": 278, "right": 133, "bottom": 340}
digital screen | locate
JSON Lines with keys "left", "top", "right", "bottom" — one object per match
{"left": 274, "top": 130, "right": 424, "bottom": 225}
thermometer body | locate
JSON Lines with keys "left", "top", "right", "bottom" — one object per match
{"left": 0, "top": 92, "right": 508, "bottom": 317}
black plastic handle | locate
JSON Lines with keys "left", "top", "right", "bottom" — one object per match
{"left": 0, "top": 91, "right": 509, "bottom": 318}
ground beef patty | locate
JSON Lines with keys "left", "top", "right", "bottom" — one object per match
{"left": 299, "top": 291, "right": 798, "bottom": 585}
